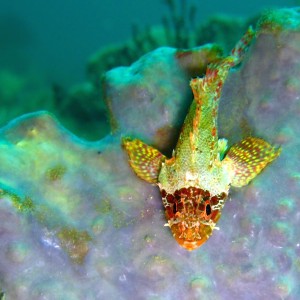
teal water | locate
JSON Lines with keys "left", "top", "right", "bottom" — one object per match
{"left": 0, "top": 0, "right": 297, "bottom": 86}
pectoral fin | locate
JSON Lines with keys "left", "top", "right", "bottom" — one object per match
{"left": 122, "top": 137, "right": 166, "bottom": 184}
{"left": 224, "top": 137, "right": 281, "bottom": 187}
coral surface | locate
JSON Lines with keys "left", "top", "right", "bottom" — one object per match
{"left": 0, "top": 8, "right": 299, "bottom": 299}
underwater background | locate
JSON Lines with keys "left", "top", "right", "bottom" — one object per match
{"left": 0, "top": 0, "right": 298, "bottom": 140}
{"left": 1, "top": 0, "right": 296, "bottom": 85}
{"left": 0, "top": 1, "right": 300, "bottom": 299}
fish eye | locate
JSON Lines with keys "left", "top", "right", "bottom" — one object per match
{"left": 173, "top": 204, "right": 177, "bottom": 214}
{"left": 206, "top": 204, "right": 211, "bottom": 216}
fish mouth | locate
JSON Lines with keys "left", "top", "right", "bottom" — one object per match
{"left": 169, "top": 220, "right": 214, "bottom": 251}
{"left": 179, "top": 238, "right": 208, "bottom": 251}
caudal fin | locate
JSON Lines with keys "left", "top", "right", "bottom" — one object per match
{"left": 230, "top": 26, "right": 255, "bottom": 66}
{"left": 191, "top": 26, "right": 256, "bottom": 103}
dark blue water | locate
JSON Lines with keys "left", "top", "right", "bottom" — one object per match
{"left": 0, "top": 0, "right": 297, "bottom": 87}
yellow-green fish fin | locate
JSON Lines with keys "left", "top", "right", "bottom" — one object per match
{"left": 122, "top": 137, "right": 166, "bottom": 183}
{"left": 224, "top": 137, "right": 281, "bottom": 187}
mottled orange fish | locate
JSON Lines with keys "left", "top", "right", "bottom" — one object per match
{"left": 122, "top": 27, "right": 281, "bottom": 251}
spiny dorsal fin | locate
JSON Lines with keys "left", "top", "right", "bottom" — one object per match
{"left": 224, "top": 137, "right": 281, "bottom": 187}
{"left": 122, "top": 137, "right": 166, "bottom": 184}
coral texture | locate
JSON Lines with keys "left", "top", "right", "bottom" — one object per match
{"left": 0, "top": 8, "right": 299, "bottom": 299}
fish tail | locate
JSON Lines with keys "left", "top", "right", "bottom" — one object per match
{"left": 230, "top": 26, "right": 255, "bottom": 65}
{"left": 191, "top": 26, "right": 256, "bottom": 105}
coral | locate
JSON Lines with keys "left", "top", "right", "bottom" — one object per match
{"left": 87, "top": 4, "right": 254, "bottom": 86}
{"left": 196, "top": 14, "right": 258, "bottom": 53}
{"left": 104, "top": 44, "right": 222, "bottom": 153}
{"left": 0, "top": 70, "right": 53, "bottom": 126}
{"left": 58, "top": 82, "right": 108, "bottom": 139}
{"left": 0, "top": 7, "right": 299, "bottom": 299}
{"left": 160, "top": 0, "right": 198, "bottom": 48}
{"left": 0, "top": 71, "right": 109, "bottom": 141}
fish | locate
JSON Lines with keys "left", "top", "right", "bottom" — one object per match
{"left": 122, "top": 27, "right": 281, "bottom": 251}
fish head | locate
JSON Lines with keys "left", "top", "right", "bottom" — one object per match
{"left": 161, "top": 186, "right": 227, "bottom": 250}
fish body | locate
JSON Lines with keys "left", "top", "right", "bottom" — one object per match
{"left": 123, "top": 28, "right": 281, "bottom": 250}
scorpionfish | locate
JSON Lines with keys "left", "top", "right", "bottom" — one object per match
{"left": 122, "top": 28, "right": 281, "bottom": 251}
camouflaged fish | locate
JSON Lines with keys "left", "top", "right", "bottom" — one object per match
{"left": 122, "top": 28, "right": 281, "bottom": 251}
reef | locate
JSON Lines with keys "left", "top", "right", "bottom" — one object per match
{"left": 0, "top": 71, "right": 108, "bottom": 141}
{"left": 0, "top": 7, "right": 299, "bottom": 299}
{"left": 87, "top": 3, "right": 254, "bottom": 86}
